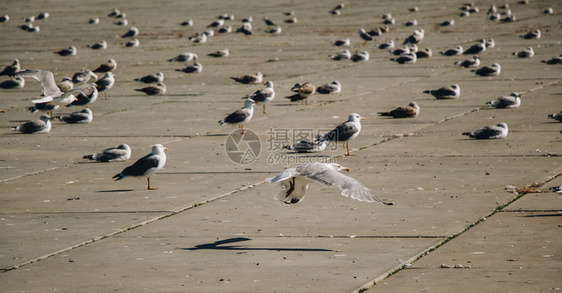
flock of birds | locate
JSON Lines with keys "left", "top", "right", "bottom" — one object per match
{"left": 1, "top": 2, "right": 561, "bottom": 203}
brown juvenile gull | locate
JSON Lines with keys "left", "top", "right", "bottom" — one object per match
{"left": 168, "top": 52, "right": 198, "bottom": 62}
{"left": 455, "top": 55, "right": 480, "bottom": 67}
{"left": 329, "top": 49, "right": 351, "bottom": 61}
{"left": 547, "top": 112, "right": 562, "bottom": 122}
{"left": 84, "top": 144, "right": 131, "bottom": 162}
{"left": 321, "top": 113, "right": 365, "bottom": 156}
{"left": 0, "top": 59, "right": 20, "bottom": 76}
{"left": 207, "top": 48, "right": 230, "bottom": 58}
{"left": 267, "top": 162, "right": 393, "bottom": 205}
{"left": 218, "top": 98, "right": 258, "bottom": 134}
{"left": 316, "top": 80, "right": 341, "bottom": 94}
{"left": 121, "top": 26, "right": 138, "bottom": 38}
{"left": 471, "top": 63, "right": 501, "bottom": 76}
{"left": 512, "top": 47, "right": 534, "bottom": 58}
{"left": 113, "top": 144, "right": 167, "bottom": 190}
{"left": 378, "top": 102, "right": 419, "bottom": 118}
{"left": 231, "top": 72, "right": 263, "bottom": 84}
{"left": 440, "top": 46, "right": 463, "bottom": 56}
{"left": 423, "top": 84, "right": 460, "bottom": 99}
{"left": 135, "top": 72, "right": 164, "bottom": 84}
{"left": 462, "top": 123, "right": 508, "bottom": 139}
{"left": 72, "top": 68, "right": 98, "bottom": 84}
{"left": 93, "top": 59, "right": 117, "bottom": 73}
{"left": 11, "top": 114, "right": 52, "bottom": 134}
{"left": 0, "top": 77, "right": 25, "bottom": 89}
{"left": 56, "top": 107, "right": 93, "bottom": 124}
{"left": 135, "top": 83, "right": 166, "bottom": 95}
{"left": 283, "top": 134, "right": 327, "bottom": 153}
{"left": 54, "top": 46, "right": 77, "bottom": 57}
{"left": 14, "top": 69, "right": 76, "bottom": 106}
{"left": 57, "top": 77, "right": 73, "bottom": 92}
{"left": 285, "top": 82, "right": 315, "bottom": 104}
{"left": 485, "top": 93, "right": 521, "bottom": 108}
{"left": 247, "top": 81, "right": 275, "bottom": 114}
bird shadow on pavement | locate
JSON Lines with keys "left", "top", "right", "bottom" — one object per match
{"left": 180, "top": 237, "right": 333, "bottom": 252}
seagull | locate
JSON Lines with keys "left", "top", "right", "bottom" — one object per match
{"left": 462, "top": 123, "right": 508, "bottom": 139}
{"left": 330, "top": 3, "right": 345, "bottom": 15}
{"left": 218, "top": 98, "right": 258, "bottom": 134}
{"left": 57, "top": 77, "right": 73, "bottom": 92}
{"left": 11, "top": 114, "right": 52, "bottom": 134}
{"left": 217, "top": 25, "right": 232, "bottom": 33}
{"left": 168, "top": 52, "right": 198, "bottom": 62}
{"left": 89, "top": 17, "right": 99, "bottom": 24}
{"left": 247, "top": 81, "right": 275, "bottom": 114}
{"left": 175, "top": 57, "right": 202, "bottom": 73}
{"left": 512, "top": 47, "right": 534, "bottom": 58}
{"left": 84, "top": 144, "right": 131, "bottom": 162}
{"left": 541, "top": 55, "right": 562, "bottom": 65}
{"left": 65, "top": 83, "right": 98, "bottom": 107}
{"left": 283, "top": 135, "right": 327, "bottom": 153}
{"left": 285, "top": 82, "right": 315, "bottom": 104}
{"left": 485, "top": 93, "right": 521, "bottom": 108}
{"left": 93, "top": 59, "right": 117, "bottom": 73}
{"left": 54, "top": 46, "right": 77, "bottom": 56}
{"left": 72, "top": 68, "right": 98, "bottom": 84}
{"left": 28, "top": 103, "right": 59, "bottom": 114}
{"left": 485, "top": 39, "right": 495, "bottom": 48}
{"left": 263, "top": 17, "right": 276, "bottom": 26}
{"left": 267, "top": 162, "right": 393, "bottom": 205}
{"left": 367, "top": 28, "right": 383, "bottom": 36}
{"left": 378, "top": 102, "right": 420, "bottom": 118}
{"left": 123, "top": 38, "right": 139, "bottom": 47}
{"left": 135, "top": 72, "right": 164, "bottom": 84}
{"left": 404, "top": 19, "right": 418, "bottom": 26}
{"left": 122, "top": 26, "right": 139, "bottom": 38}
{"left": 471, "top": 63, "right": 501, "bottom": 76}
{"left": 403, "top": 29, "right": 424, "bottom": 44}
{"left": 547, "top": 112, "right": 562, "bottom": 122}
{"left": 440, "top": 19, "right": 455, "bottom": 26}
{"left": 333, "top": 38, "right": 350, "bottom": 46}
{"left": 189, "top": 32, "right": 207, "bottom": 43}
{"left": 463, "top": 39, "right": 486, "bottom": 55}
{"left": 113, "top": 144, "right": 167, "bottom": 190}
{"left": 543, "top": 7, "right": 554, "bottom": 14}
{"left": 95, "top": 72, "right": 115, "bottom": 99}
{"left": 108, "top": 8, "right": 120, "bottom": 17}
{"left": 391, "top": 52, "right": 417, "bottom": 64}
{"left": 316, "top": 80, "right": 341, "bottom": 94}
{"left": 423, "top": 84, "right": 460, "bottom": 99}
{"left": 439, "top": 46, "right": 463, "bottom": 56}
{"left": 351, "top": 51, "right": 369, "bottom": 62}
{"left": 415, "top": 48, "right": 432, "bottom": 58}
{"left": 390, "top": 47, "right": 410, "bottom": 56}
{"left": 265, "top": 25, "right": 282, "bottom": 34}
{"left": 114, "top": 19, "right": 128, "bottom": 26}
{"left": 135, "top": 83, "right": 166, "bottom": 95}
{"left": 321, "top": 113, "right": 365, "bottom": 156}
{"left": 207, "top": 48, "right": 230, "bottom": 57}
{"left": 56, "top": 107, "right": 93, "bottom": 124}
{"left": 13, "top": 69, "right": 76, "bottom": 106}
{"left": 207, "top": 19, "right": 224, "bottom": 28}
{"left": 87, "top": 40, "right": 107, "bottom": 50}
{"left": 0, "top": 59, "right": 20, "bottom": 76}
{"left": 520, "top": 29, "right": 540, "bottom": 39}
{"left": 358, "top": 28, "right": 373, "bottom": 43}
{"left": 180, "top": 19, "right": 193, "bottom": 26}
{"left": 231, "top": 72, "right": 263, "bottom": 84}
{"left": 328, "top": 49, "right": 351, "bottom": 60}
{"left": 0, "top": 15, "right": 9, "bottom": 23}
{"left": 378, "top": 40, "right": 394, "bottom": 49}
{"left": 455, "top": 55, "right": 480, "bottom": 67}
{"left": 0, "top": 77, "right": 25, "bottom": 89}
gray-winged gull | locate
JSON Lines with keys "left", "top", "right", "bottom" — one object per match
{"left": 122, "top": 26, "right": 139, "bottom": 38}
{"left": 72, "top": 68, "right": 98, "bottom": 84}
{"left": 283, "top": 135, "right": 327, "bottom": 153}
{"left": 333, "top": 38, "right": 350, "bottom": 46}
{"left": 316, "top": 80, "right": 341, "bottom": 94}
{"left": 218, "top": 98, "right": 258, "bottom": 134}
{"left": 207, "top": 48, "right": 230, "bottom": 57}
{"left": 391, "top": 52, "right": 417, "bottom": 64}
{"left": 54, "top": 46, "right": 77, "bottom": 56}
{"left": 113, "top": 144, "right": 167, "bottom": 190}
{"left": 513, "top": 47, "right": 534, "bottom": 58}
{"left": 454, "top": 55, "right": 480, "bottom": 67}
{"left": 548, "top": 112, "right": 562, "bottom": 122}
{"left": 267, "top": 162, "right": 393, "bottom": 205}
{"left": 520, "top": 30, "right": 540, "bottom": 39}
{"left": 423, "top": 84, "right": 460, "bottom": 99}
{"left": 56, "top": 107, "right": 93, "bottom": 124}
{"left": 463, "top": 40, "right": 486, "bottom": 55}
{"left": 247, "top": 81, "right": 275, "bottom": 114}
{"left": 541, "top": 55, "right": 562, "bottom": 65}
{"left": 11, "top": 114, "right": 51, "bottom": 134}
{"left": 168, "top": 52, "right": 198, "bottom": 62}
{"left": 95, "top": 72, "right": 115, "bottom": 99}
{"left": 472, "top": 63, "right": 501, "bottom": 76}
{"left": 0, "top": 59, "right": 20, "bottom": 76}
{"left": 485, "top": 93, "right": 521, "bottom": 108}
{"left": 88, "top": 40, "right": 107, "bottom": 50}
{"left": 84, "top": 143, "right": 131, "bottom": 162}
{"left": 135, "top": 72, "right": 164, "bottom": 84}
{"left": 66, "top": 83, "right": 98, "bottom": 107}
{"left": 176, "top": 57, "right": 202, "bottom": 73}
{"left": 14, "top": 69, "right": 77, "bottom": 106}
{"left": 321, "top": 113, "right": 365, "bottom": 156}
{"left": 462, "top": 123, "right": 508, "bottom": 139}
{"left": 351, "top": 51, "right": 369, "bottom": 62}
{"left": 329, "top": 49, "right": 351, "bottom": 60}
{"left": 439, "top": 46, "right": 463, "bottom": 56}
{"left": 93, "top": 59, "right": 117, "bottom": 73}
{"left": 0, "top": 77, "right": 25, "bottom": 89}
{"left": 57, "top": 77, "right": 73, "bottom": 92}
{"left": 378, "top": 102, "right": 420, "bottom": 118}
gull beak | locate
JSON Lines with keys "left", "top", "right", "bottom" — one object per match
{"left": 360, "top": 117, "right": 366, "bottom": 121}
{"left": 342, "top": 167, "right": 351, "bottom": 172}
{"left": 164, "top": 147, "right": 168, "bottom": 151}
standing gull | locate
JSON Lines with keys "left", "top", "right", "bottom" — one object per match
{"left": 28, "top": 103, "right": 59, "bottom": 114}
{"left": 267, "top": 162, "right": 393, "bottom": 205}
{"left": 56, "top": 107, "right": 93, "bottom": 124}
{"left": 322, "top": 113, "right": 365, "bottom": 156}
{"left": 378, "top": 102, "right": 420, "bottom": 118}
{"left": 84, "top": 144, "right": 131, "bottom": 162}
{"left": 11, "top": 115, "right": 52, "bottom": 134}
{"left": 247, "top": 81, "right": 275, "bottom": 114}
{"left": 93, "top": 59, "right": 117, "bottom": 73}
{"left": 57, "top": 77, "right": 73, "bottom": 92}
{"left": 95, "top": 72, "right": 115, "bottom": 99}
{"left": 0, "top": 59, "right": 20, "bottom": 76}
{"left": 316, "top": 80, "right": 341, "bottom": 94}
{"left": 113, "top": 144, "right": 167, "bottom": 190}
{"left": 472, "top": 63, "right": 501, "bottom": 76}
{"left": 285, "top": 82, "right": 315, "bottom": 104}
{"left": 423, "top": 84, "right": 460, "bottom": 99}
{"left": 485, "top": 93, "right": 521, "bottom": 108}
{"left": 462, "top": 123, "right": 508, "bottom": 139}
{"left": 218, "top": 98, "right": 258, "bottom": 134}
{"left": 231, "top": 72, "right": 263, "bottom": 84}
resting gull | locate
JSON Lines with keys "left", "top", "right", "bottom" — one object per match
{"left": 454, "top": 55, "right": 480, "bottom": 68}
{"left": 267, "top": 162, "right": 393, "bottom": 205}
{"left": 321, "top": 113, "right": 365, "bottom": 156}
{"left": 472, "top": 63, "right": 501, "bottom": 76}
{"left": 423, "top": 84, "right": 460, "bottom": 99}
{"left": 485, "top": 93, "right": 521, "bottom": 108}
{"left": 316, "top": 80, "right": 341, "bottom": 94}
{"left": 247, "top": 81, "right": 275, "bottom": 114}
{"left": 84, "top": 143, "right": 131, "bottom": 162}
{"left": 0, "top": 59, "right": 20, "bottom": 76}
{"left": 333, "top": 38, "right": 350, "bottom": 47}
{"left": 520, "top": 29, "right": 540, "bottom": 39}
{"left": 11, "top": 114, "right": 52, "bottom": 134}
{"left": 176, "top": 57, "right": 202, "bottom": 73}
{"left": 378, "top": 102, "right": 419, "bottom": 118}
{"left": 283, "top": 134, "right": 327, "bottom": 153}
{"left": 168, "top": 52, "right": 198, "bottom": 62}
{"left": 56, "top": 107, "right": 93, "bottom": 124}
{"left": 207, "top": 48, "right": 230, "bottom": 58}
{"left": 439, "top": 46, "right": 463, "bottom": 56}
{"left": 93, "top": 59, "right": 117, "bottom": 73}
{"left": 415, "top": 48, "right": 432, "bottom": 58}
{"left": 391, "top": 52, "right": 417, "bottom": 64}
{"left": 329, "top": 49, "right": 351, "bottom": 61}
{"left": 88, "top": 40, "right": 107, "bottom": 50}
{"left": 113, "top": 144, "right": 167, "bottom": 190}
{"left": 65, "top": 83, "right": 98, "bottom": 107}
{"left": 231, "top": 72, "right": 263, "bottom": 84}
{"left": 463, "top": 39, "right": 486, "bottom": 55}
{"left": 462, "top": 123, "right": 508, "bottom": 139}
{"left": 378, "top": 40, "right": 394, "bottom": 49}
{"left": 72, "top": 68, "right": 98, "bottom": 84}
{"left": 358, "top": 28, "right": 373, "bottom": 44}
{"left": 54, "top": 46, "right": 77, "bottom": 57}
{"left": 123, "top": 38, "right": 139, "bottom": 47}
{"left": 57, "top": 77, "right": 73, "bottom": 92}
{"left": 0, "top": 77, "right": 25, "bottom": 89}
{"left": 547, "top": 112, "right": 562, "bottom": 122}
{"left": 351, "top": 51, "right": 369, "bottom": 62}
{"left": 122, "top": 26, "right": 139, "bottom": 38}
{"left": 541, "top": 55, "right": 562, "bottom": 65}
{"left": 403, "top": 29, "right": 424, "bottom": 45}
{"left": 13, "top": 69, "right": 77, "bottom": 106}
{"left": 512, "top": 47, "right": 534, "bottom": 58}
{"left": 135, "top": 83, "right": 166, "bottom": 95}
{"left": 219, "top": 98, "right": 257, "bottom": 134}
{"left": 135, "top": 72, "right": 164, "bottom": 84}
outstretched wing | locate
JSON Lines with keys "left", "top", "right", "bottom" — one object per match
{"left": 15, "top": 69, "right": 63, "bottom": 98}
